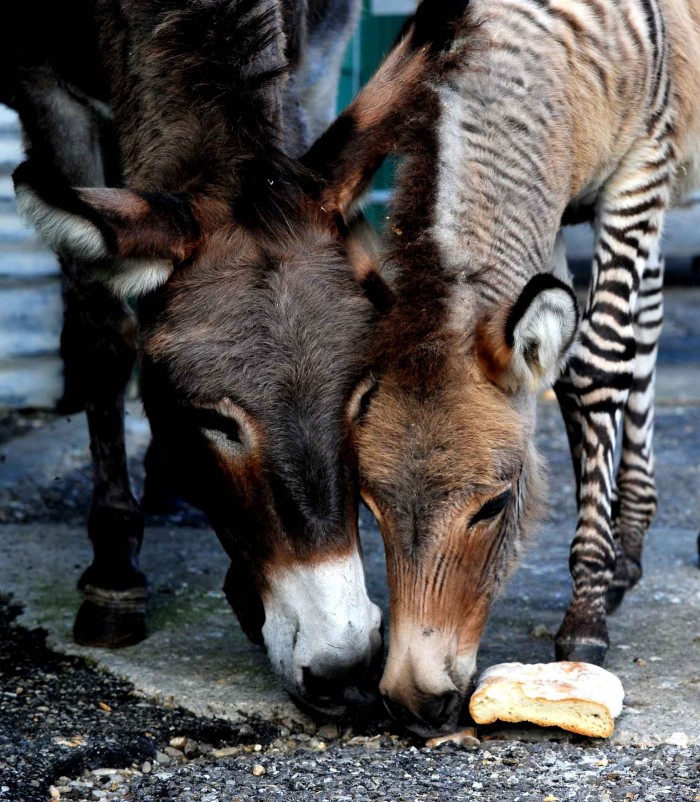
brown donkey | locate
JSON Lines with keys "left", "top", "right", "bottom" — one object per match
{"left": 7, "top": 0, "right": 388, "bottom": 715}
{"left": 308, "top": 0, "right": 700, "bottom": 734}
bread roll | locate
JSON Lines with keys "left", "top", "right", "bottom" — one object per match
{"left": 468, "top": 661, "right": 625, "bottom": 738}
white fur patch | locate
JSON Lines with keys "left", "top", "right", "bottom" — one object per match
{"left": 509, "top": 287, "right": 578, "bottom": 392}
{"left": 261, "top": 552, "right": 382, "bottom": 696}
{"left": 100, "top": 258, "right": 173, "bottom": 299}
{"left": 15, "top": 184, "right": 173, "bottom": 298}
{"left": 15, "top": 184, "right": 109, "bottom": 261}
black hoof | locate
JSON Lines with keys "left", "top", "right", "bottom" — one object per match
{"left": 73, "top": 585, "right": 147, "bottom": 648}
{"left": 554, "top": 638, "right": 608, "bottom": 666}
{"left": 605, "top": 582, "right": 627, "bottom": 615}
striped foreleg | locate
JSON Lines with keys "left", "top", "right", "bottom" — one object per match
{"left": 605, "top": 250, "right": 664, "bottom": 612}
{"left": 554, "top": 136, "right": 673, "bottom": 664}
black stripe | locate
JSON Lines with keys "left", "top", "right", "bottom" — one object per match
{"left": 505, "top": 273, "right": 578, "bottom": 348}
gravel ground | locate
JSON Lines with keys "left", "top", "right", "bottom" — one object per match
{"left": 1, "top": 595, "right": 699, "bottom": 802}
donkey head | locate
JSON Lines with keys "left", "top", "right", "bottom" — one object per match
{"left": 13, "top": 158, "right": 388, "bottom": 714}
{"left": 307, "top": 0, "right": 578, "bottom": 733}
{"left": 10, "top": 0, "right": 390, "bottom": 715}
{"left": 355, "top": 274, "right": 577, "bottom": 736}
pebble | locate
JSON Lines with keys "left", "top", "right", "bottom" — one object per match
{"left": 141, "top": 761, "right": 152, "bottom": 774}
{"left": 212, "top": 746, "right": 240, "bottom": 758}
{"left": 252, "top": 764, "right": 266, "bottom": 777}
{"left": 318, "top": 723, "right": 339, "bottom": 740}
{"left": 169, "top": 736, "right": 187, "bottom": 749}
{"left": 426, "top": 729, "right": 480, "bottom": 749}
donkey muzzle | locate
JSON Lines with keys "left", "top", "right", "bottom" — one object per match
{"left": 261, "top": 551, "right": 383, "bottom": 715}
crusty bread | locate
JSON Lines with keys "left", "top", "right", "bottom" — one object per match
{"left": 468, "top": 661, "right": 625, "bottom": 738}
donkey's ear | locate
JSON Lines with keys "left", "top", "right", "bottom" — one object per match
{"left": 476, "top": 274, "right": 579, "bottom": 393}
{"left": 303, "top": 0, "right": 465, "bottom": 215}
{"left": 13, "top": 161, "right": 201, "bottom": 298}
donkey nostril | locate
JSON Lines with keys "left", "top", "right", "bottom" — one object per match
{"left": 302, "top": 666, "right": 339, "bottom": 701}
{"left": 301, "top": 663, "right": 378, "bottom": 709}
{"left": 383, "top": 690, "right": 462, "bottom": 732}
{"left": 382, "top": 693, "right": 418, "bottom": 727}
{"left": 420, "top": 691, "right": 460, "bottom": 727}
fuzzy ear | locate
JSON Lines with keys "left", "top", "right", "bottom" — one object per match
{"left": 13, "top": 161, "right": 201, "bottom": 298}
{"left": 476, "top": 274, "right": 579, "bottom": 393}
{"left": 302, "top": 0, "right": 467, "bottom": 216}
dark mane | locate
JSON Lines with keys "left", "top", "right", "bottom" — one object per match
{"left": 372, "top": 88, "right": 453, "bottom": 386}
{"left": 98, "top": 0, "right": 301, "bottom": 196}
{"left": 152, "top": 0, "right": 288, "bottom": 153}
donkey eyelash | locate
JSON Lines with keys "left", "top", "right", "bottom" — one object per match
{"left": 469, "top": 489, "right": 512, "bottom": 527}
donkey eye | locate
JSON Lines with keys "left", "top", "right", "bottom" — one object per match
{"left": 195, "top": 409, "right": 242, "bottom": 444}
{"left": 470, "top": 490, "right": 511, "bottom": 527}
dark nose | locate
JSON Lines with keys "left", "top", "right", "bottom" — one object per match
{"left": 383, "top": 690, "right": 462, "bottom": 734}
{"left": 300, "top": 661, "right": 380, "bottom": 714}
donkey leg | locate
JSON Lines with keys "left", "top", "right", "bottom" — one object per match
{"left": 606, "top": 249, "right": 664, "bottom": 613}
{"left": 16, "top": 73, "right": 146, "bottom": 645}
{"left": 554, "top": 136, "right": 673, "bottom": 665}
{"left": 66, "top": 269, "right": 145, "bottom": 647}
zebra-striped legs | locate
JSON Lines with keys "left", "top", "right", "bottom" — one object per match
{"left": 606, "top": 248, "right": 663, "bottom": 612}
{"left": 554, "top": 136, "right": 672, "bottom": 664}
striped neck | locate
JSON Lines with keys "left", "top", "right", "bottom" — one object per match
{"left": 427, "top": 5, "right": 573, "bottom": 302}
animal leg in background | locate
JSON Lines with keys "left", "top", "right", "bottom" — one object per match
{"left": 555, "top": 249, "right": 665, "bottom": 615}
{"left": 14, "top": 70, "right": 146, "bottom": 647}
{"left": 606, "top": 245, "right": 664, "bottom": 611}
{"left": 555, "top": 133, "right": 673, "bottom": 664}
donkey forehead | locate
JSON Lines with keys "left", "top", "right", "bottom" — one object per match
{"left": 144, "top": 250, "right": 373, "bottom": 405}
{"left": 359, "top": 363, "right": 527, "bottom": 497}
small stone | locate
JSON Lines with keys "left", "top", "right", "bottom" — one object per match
{"left": 426, "top": 729, "right": 480, "bottom": 749}
{"left": 164, "top": 746, "right": 183, "bottom": 759}
{"left": 633, "top": 657, "right": 648, "bottom": 667}
{"left": 49, "top": 786, "right": 60, "bottom": 799}
{"left": 531, "top": 624, "right": 551, "bottom": 639}
{"left": 308, "top": 738, "right": 327, "bottom": 751}
{"left": 169, "top": 736, "right": 187, "bottom": 749}
{"left": 318, "top": 723, "right": 339, "bottom": 740}
{"left": 141, "top": 761, "right": 152, "bottom": 774}
{"left": 183, "top": 738, "right": 199, "bottom": 757}
{"left": 253, "top": 743, "right": 262, "bottom": 752}
{"left": 97, "top": 702, "right": 111, "bottom": 713}
{"left": 155, "top": 751, "right": 172, "bottom": 765}
{"left": 212, "top": 746, "right": 240, "bottom": 758}
{"left": 252, "top": 764, "right": 266, "bottom": 777}
{"left": 666, "top": 732, "right": 690, "bottom": 748}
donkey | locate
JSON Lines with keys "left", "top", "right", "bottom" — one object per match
{"left": 306, "top": 0, "right": 700, "bottom": 734}
{"left": 5, "top": 0, "right": 388, "bottom": 715}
